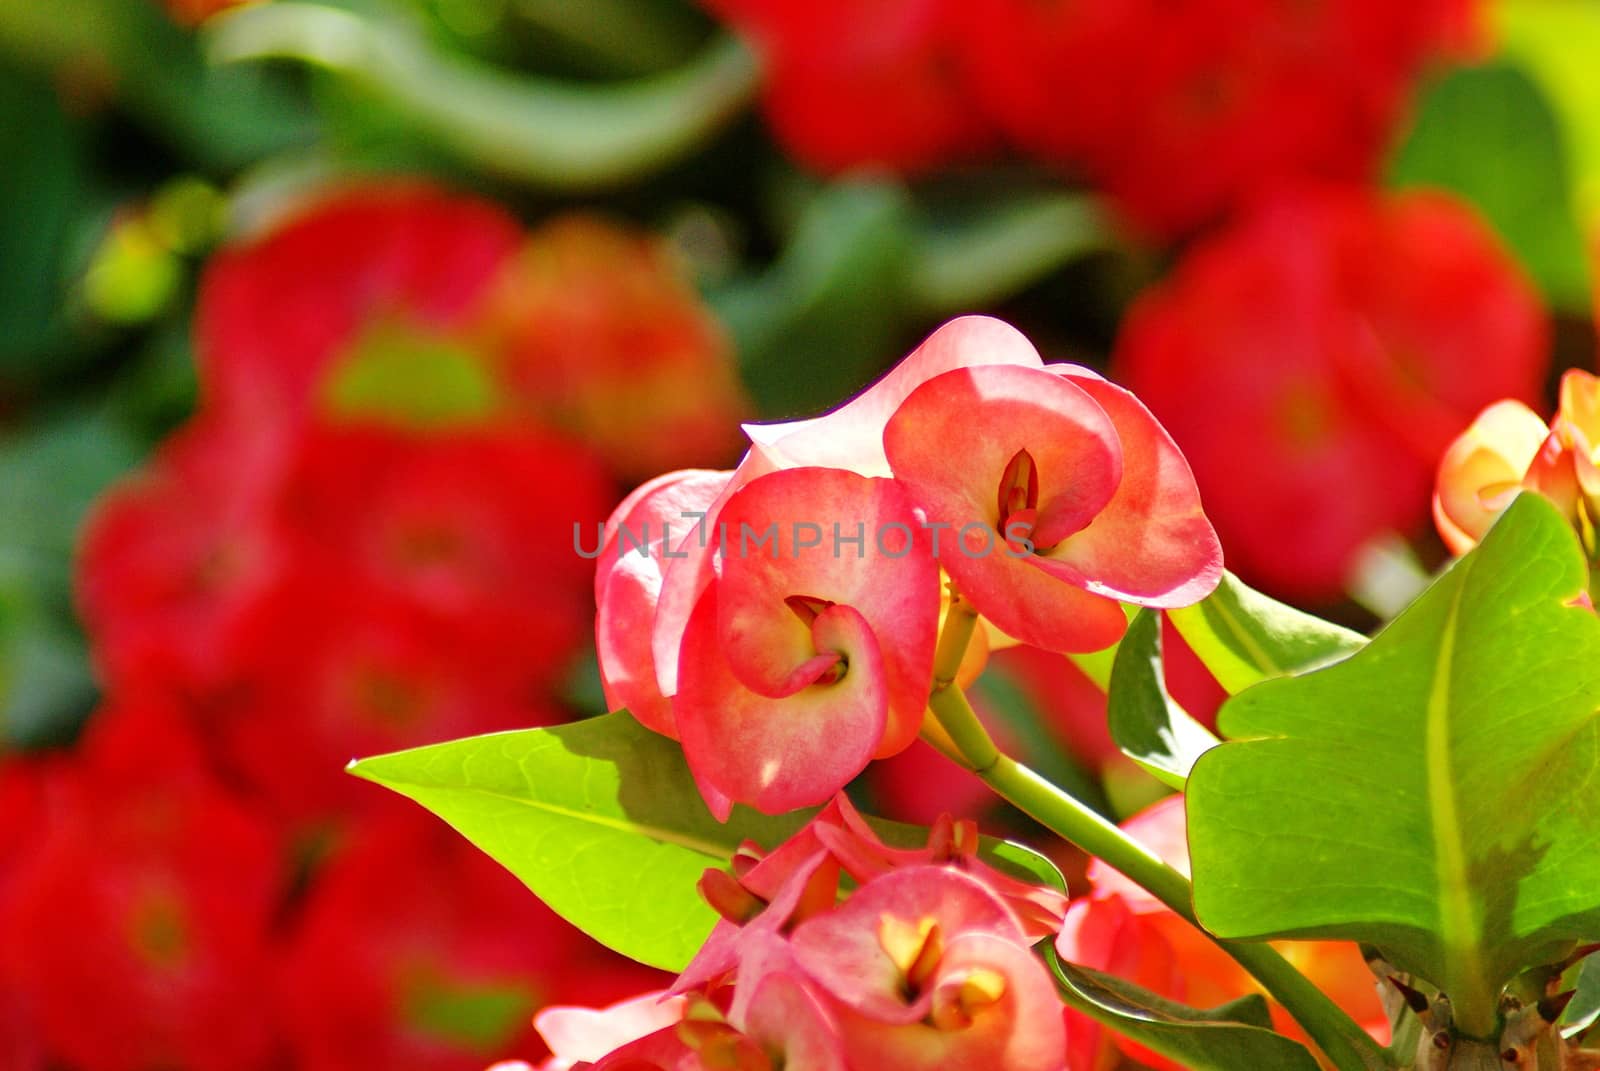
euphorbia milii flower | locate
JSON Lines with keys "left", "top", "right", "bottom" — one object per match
{"left": 673, "top": 467, "right": 939, "bottom": 816}
{"left": 643, "top": 316, "right": 1042, "bottom": 713}
{"left": 472, "top": 214, "right": 750, "bottom": 479}
{"left": 883, "top": 362, "right": 1221, "bottom": 652}
{"left": 1434, "top": 370, "right": 1600, "bottom": 556}
{"left": 1, "top": 700, "right": 283, "bottom": 1071}
{"left": 790, "top": 865, "right": 1065, "bottom": 1071}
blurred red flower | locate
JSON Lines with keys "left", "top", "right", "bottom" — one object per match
{"left": 699, "top": 0, "right": 994, "bottom": 173}
{"left": 1115, "top": 186, "right": 1547, "bottom": 599}
{"left": 197, "top": 185, "right": 746, "bottom": 475}
{"left": 1, "top": 701, "right": 284, "bottom": 1071}
{"left": 960, "top": 0, "right": 1476, "bottom": 237}
{"left": 277, "top": 807, "right": 665, "bottom": 1071}
{"left": 471, "top": 214, "right": 750, "bottom": 479}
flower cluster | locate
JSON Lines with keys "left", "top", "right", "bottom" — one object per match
{"left": 523, "top": 797, "right": 1071, "bottom": 1071}
{"left": 596, "top": 315, "right": 1223, "bottom": 817}
{"left": 515, "top": 795, "right": 1388, "bottom": 1071}
{"left": 1114, "top": 187, "right": 1548, "bottom": 599}
{"left": 702, "top": 0, "right": 1476, "bottom": 235}
{"left": 0, "top": 182, "right": 757, "bottom": 1070}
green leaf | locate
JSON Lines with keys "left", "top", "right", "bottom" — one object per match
{"left": 348, "top": 711, "right": 812, "bottom": 972}
{"left": 1045, "top": 949, "right": 1322, "bottom": 1071}
{"left": 1108, "top": 609, "right": 1218, "bottom": 789}
{"left": 0, "top": 60, "right": 83, "bottom": 371}
{"left": 1188, "top": 494, "right": 1600, "bottom": 1037}
{"left": 1388, "top": 61, "right": 1591, "bottom": 311}
{"left": 1166, "top": 570, "right": 1365, "bottom": 695}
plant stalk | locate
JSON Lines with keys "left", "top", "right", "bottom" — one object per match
{"left": 923, "top": 604, "right": 1391, "bottom": 1071}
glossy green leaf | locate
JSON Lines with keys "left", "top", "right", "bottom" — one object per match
{"left": 1045, "top": 950, "right": 1321, "bottom": 1071}
{"left": 349, "top": 711, "right": 810, "bottom": 972}
{"left": 1388, "top": 61, "right": 1591, "bottom": 311}
{"left": 1189, "top": 494, "right": 1600, "bottom": 1037}
{"left": 1108, "top": 609, "right": 1218, "bottom": 789}
{"left": 1166, "top": 570, "right": 1365, "bottom": 695}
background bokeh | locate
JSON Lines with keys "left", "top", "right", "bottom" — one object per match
{"left": 2, "top": 0, "right": 1599, "bottom": 1068}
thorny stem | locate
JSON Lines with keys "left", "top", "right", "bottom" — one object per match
{"left": 923, "top": 594, "right": 1393, "bottom": 1071}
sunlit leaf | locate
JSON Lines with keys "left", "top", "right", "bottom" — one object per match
{"left": 1189, "top": 494, "right": 1600, "bottom": 1037}
{"left": 1108, "top": 608, "right": 1218, "bottom": 789}
{"left": 1166, "top": 571, "right": 1364, "bottom": 695}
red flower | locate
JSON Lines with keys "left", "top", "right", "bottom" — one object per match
{"left": 1115, "top": 186, "right": 1547, "bottom": 599}
{"left": 199, "top": 421, "right": 607, "bottom": 826}
{"left": 1, "top": 700, "right": 284, "bottom": 1071}
{"left": 277, "top": 807, "right": 664, "bottom": 1071}
{"left": 196, "top": 183, "right": 522, "bottom": 435}
{"left": 699, "top": 0, "right": 994, "bottom": 173}
{"left": 470, "top": 215, "right": 750, "bottom": 479}
{"left": 199, "top": 185, "right": 746, "bottom": 477}
{"left": 78, "top": 415, "right": 291, "bottom": 697}
{"left": 958, "top": 0, "right": 1478, "bottom": 237}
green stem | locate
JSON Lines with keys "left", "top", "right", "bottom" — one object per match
{"left": 205, "top": 3, "right": 758, "bottom": 189}
{"left": 926, "top": 672, "right": 1389, "bottom": 1070}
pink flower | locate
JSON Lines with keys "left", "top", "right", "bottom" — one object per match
{"left": 883, "top": 362, "right": 1220, "bottom": 652}
{"left": 791, "top": 865, "right": 1065, "bottom": 1071}
{"left": 673, "top": 467, "right": 940, "bottom": 816}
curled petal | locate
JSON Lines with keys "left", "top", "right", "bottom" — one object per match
{"left": 739, "top": 972, "right": 849, "bottom": 1071}
{"left": 535, "top": 991, "right": 686, "bottom": 1070}
{"left": 713, "top": 467, "right": 940, "bottom": 756}
{"left": 650, "top": 446, "right": 781, "bottom": 698}
{"left": 676, "top": 589, "right": 889, "bottom": 818}
{"left": 1042, "top": 366, "right": 1221, "bottom": 606}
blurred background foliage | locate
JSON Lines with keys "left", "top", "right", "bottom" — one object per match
{"left": 0, "top": 0, "right": 1597, "bottom": 752}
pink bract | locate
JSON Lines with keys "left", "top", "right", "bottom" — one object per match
{"left": 884, "top": 362, "right": 1219, "bottom": 652}
{"left": 790, "top": 865, "right": 1066, "bottom": 1071}
{"left": 595, "top": 469, "right": 733, "bottom": 737}
{"left": 673, "top": 467, "right": 939, "bottom": 816}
